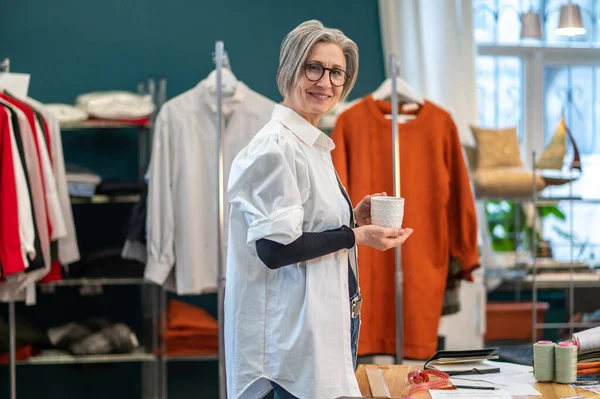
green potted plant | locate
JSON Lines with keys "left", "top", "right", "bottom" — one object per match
{"left": 484, "top": 200, "right": 567, "bottom": 264}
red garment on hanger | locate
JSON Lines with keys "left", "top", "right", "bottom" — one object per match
{"left": 331, "top": 96, "right": 479, "bottom": 359}
{"left": 0, "top": 109, "right": 26, "bottom": 275}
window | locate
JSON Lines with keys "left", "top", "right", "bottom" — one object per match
{"left": 473, "top": 0, "right": 600, "bottom": 263}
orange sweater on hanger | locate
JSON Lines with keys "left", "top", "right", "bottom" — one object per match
{"left": 331, "top": 96, "right": 479, "bottom": 359}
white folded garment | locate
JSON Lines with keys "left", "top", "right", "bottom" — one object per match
{"left": 45, "top": 103, "right": 89, "bottom": 123}
{"left": 75, "top": 91, "right": 155, "bottom": 119}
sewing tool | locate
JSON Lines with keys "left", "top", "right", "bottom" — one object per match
{"left": 454, "top": 385, "right": 498, "bottom": 390}
{"left": 407, "top": 369, "right": 453, "bottom": 396}
{"left": 555, "top": 341, "right": 578, "bottom": 384}
{"left": 534, "top": 340, "right": 556, "bottom": 382}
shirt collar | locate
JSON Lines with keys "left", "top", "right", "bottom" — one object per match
{"left": 199, "top": 79, "right": 249, "bottom": 116}
{"left": 271, "top": 104, "right": 335, "bottom": 150}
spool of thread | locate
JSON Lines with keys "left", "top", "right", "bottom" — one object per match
{"left": 572, "top": 326, "right": 600, "bottom": 351}
{"left": 533, "top": 341, "right": 555, "bottom": 382}
{"left": 555, "top": 341, "right": 578, "bottom": 384}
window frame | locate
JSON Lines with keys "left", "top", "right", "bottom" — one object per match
{"left": 476, "top": 44, "right": 600, "bottom": 166}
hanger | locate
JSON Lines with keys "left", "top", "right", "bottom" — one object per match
{"left": 372, "top": 76, "right": 425, "bottom": 105}
{"left": 205, "top": 52, "right": 238, "bottom": 98}
{"left": 0, "top": 58, "right": 31, "bottom": 98}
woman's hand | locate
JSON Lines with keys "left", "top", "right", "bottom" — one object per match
{"left": 353, "top": 192, "right": 387, "bottom": 226}
{"left": 352, "top": 225, "right": 413, "bottom": 251}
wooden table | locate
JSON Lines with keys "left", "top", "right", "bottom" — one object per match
{"left": 356, "top": 364, "right": 600, "bottom": 399}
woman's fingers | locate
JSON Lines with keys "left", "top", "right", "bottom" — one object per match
{"left": 383, "top": 228, "right": 413, "bottom": 249}
{"left": 380, "top": 227, "right": 412, "bottom": 238}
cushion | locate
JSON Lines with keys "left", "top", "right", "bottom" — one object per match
{"left": 473, "top": 167, "right": 548, "bottom": 198}
{"left": 471, "top": 126, "right": 524, "bottom": 169}
{"left": 537, "top": 117, "right": 566, "bottom": 170}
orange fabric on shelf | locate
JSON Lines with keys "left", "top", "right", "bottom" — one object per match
{"left": 0, "top": 345, "right": 33, "bottom": 363}
{"left": 167, "top": 299, "right": 218, "bottom": 331}
{"left": 162, "top": 299, "right": 218, "bottom": 356}
{"left": 160, "top": 347, "right": 218, "bottom": 356}
{"left": 331, "top": 96, "right": 479, "bottom": 359}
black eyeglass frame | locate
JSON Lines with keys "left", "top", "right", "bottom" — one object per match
{"left": 303, "top": 63, "right": 350, "bottom": 87}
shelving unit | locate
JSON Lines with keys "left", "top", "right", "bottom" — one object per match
{"left": 2, "top": 74, "right": 168, "bottom": 399}
{"left": 481, "top": 150, "right": 600, "bottom": 345}
{"left": 4, "top": 278, "right": 164, "bottom": 399}
{"left": 492, "top": 152, "right": 600, "bottom": 342}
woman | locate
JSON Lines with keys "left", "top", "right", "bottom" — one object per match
{"left": 225, "top": 20, "right": 413, "bottom": 399}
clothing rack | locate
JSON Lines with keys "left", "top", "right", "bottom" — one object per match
{"left": 389, "top": 54, "right": 404, "bottom": 364}
{"left": 2, "top": 57, "right": 163, "bottom": 398}
{"left": 215, "top": 40, "right": 228, "bottom": 399}
{"left": 2, "top": 56, "right": 18, "bottom": 399}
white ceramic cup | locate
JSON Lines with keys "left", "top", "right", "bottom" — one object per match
{"left": 371, "top": 196, "right": 405, "bottom": 228}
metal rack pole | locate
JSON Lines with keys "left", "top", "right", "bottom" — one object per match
{"left": 531, "top": 151, "right": 538, "bottom": 343}
{"left": 215, "top": 40, "right": 227, "bottom": 399}
{"left": 160, "top": 287, "right": 167, "bottom": 399}
{"left": 568, "top": 169, "right": 575, "bottom": 338}
{"left": 390, "top": 55, "right": 403, "bottom": 364}
{"left": 9, "top": 300, "right": 16, "bottom": 399}
{"left": 2, "top": 56, "right": 17, "bottom": 399}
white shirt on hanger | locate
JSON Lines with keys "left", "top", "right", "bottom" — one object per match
{"left": 145, "top": 79, "right": 275, "bottom": 294}
{"left": 225, "top": 104, "right": 361, "bottom": 399}
{"left": 25, "top": 97, "right": 80, "bottom": 265}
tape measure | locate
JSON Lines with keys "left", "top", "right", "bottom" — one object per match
{"left": 406, "top": 369, "right": 453, "bottom": 396}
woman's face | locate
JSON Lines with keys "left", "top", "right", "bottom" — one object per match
{"left": 288, "top": 42, "right": 346, "bottom": 124}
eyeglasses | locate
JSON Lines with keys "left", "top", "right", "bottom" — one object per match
{"left": 303, "top": 64, "right": 349, "bottom": 87}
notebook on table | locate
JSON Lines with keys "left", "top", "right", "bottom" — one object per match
{"left": 424, "top": 348, "right": 501, "bottom": 375}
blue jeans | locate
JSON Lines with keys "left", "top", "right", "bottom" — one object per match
{"left": 271, "top": 294, "right": 360, "bottom": 399}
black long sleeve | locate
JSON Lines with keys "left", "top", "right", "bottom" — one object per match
{"left": 255, "top": 225, "right": 355, "bottom": 270}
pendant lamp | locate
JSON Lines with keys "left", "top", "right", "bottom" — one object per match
{"left": 521, "top": 10, "right": 543, "bottom": 39}
{"left": 556, "top": 2, "right": 586, "bottom": 36}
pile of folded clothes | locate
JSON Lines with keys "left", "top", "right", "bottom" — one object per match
{"left": 66, "top": 163, "right": 102, "bottom": 197}
{"left": 45, "top": 91, "right": 155, "bottom": 126}
{"left": 47, "top": 318, "right": 139, "bottom": 356}
{"left": 163, "top": 299, "right": 218, "bottom": 356}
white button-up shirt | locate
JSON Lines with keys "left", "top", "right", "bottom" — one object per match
{"left": 145, "top": 80, "right": 275, "bottom": 294}
{"left": 225, "top": 104, "right": 361, "bottom": 399}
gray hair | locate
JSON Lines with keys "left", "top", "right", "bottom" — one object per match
{"left": 277, "top": 20, "right": 359, "bottom": 102}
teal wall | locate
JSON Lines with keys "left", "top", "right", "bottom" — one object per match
{"left": 0, "top": 1, "right": 385, "bottom": 398}
{"left": 0, "top": 0, "right": 385, "bottom": 181}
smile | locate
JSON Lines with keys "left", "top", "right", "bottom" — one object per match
{"left": 308, "top": 92, "right": 331, "bottom": 101}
